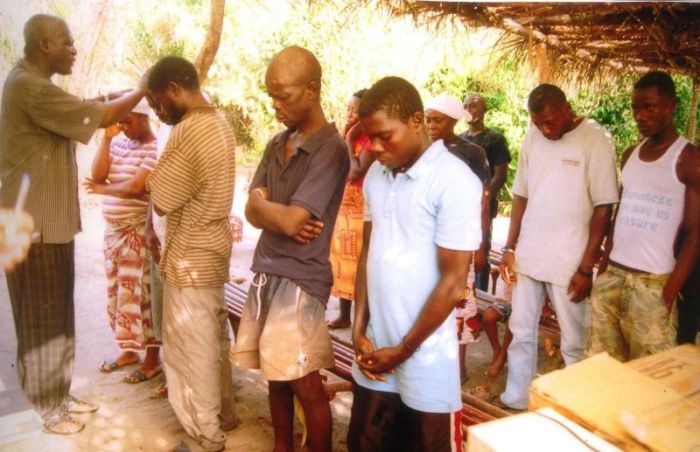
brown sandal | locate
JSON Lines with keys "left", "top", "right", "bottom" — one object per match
{"left": 43, "top": 410, "right": 85, "bottom": 435}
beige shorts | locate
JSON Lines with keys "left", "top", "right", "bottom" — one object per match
{"left": 230, "top": 273, "right": 335, "bottom": 381}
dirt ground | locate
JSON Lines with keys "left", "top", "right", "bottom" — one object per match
{"left": 0, "top": 141, "right": 535, "bottom": 451}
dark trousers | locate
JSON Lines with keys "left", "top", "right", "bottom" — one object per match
{"left": 6, "top": 242, "right": 75, "bottom": 414}
{"left": 475, "top": 227, "right": 492, "bottom": 292}
{"left": 347, "top": 383, "right": 461, "bottom": 452}
{"left": 677, "top": 264, "right": 700, "bottom": 344}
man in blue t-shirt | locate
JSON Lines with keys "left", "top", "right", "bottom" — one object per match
{"left": 348, "top": 77, "right": 482, "bottom": 452}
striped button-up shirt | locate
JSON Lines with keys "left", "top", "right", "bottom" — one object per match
{"left": 148, "top": 106, "right": 235, "bottom": 288}
{"left": 0, "top": 59, "right": 104, "bottom": 243}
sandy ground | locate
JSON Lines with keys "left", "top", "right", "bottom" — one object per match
{"left": 0, "top": 140, "right": 525, "bottom": 451}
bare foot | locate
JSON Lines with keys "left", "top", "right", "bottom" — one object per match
{"left": 151, "top": 383, "right": 168, "bottom": 399}
{"left": 486, "top": 352, "right": 507, "bottom": 378}
{"left": 327, "top": 317, "right": 351, "bottom": 329}
{"left": 470, "top": 383, "right": 491, "bottom": 398}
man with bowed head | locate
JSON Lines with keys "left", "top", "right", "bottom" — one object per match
{"left": 499, "top": 84, "right": 618, "bottom": 410}
{"left": 349, "top": 77, "right": 482, "bottom": 451}
{"left": 231, "top": 46, "right": 349, "bottom": 452}
{"left": 146, "top": 56, "right": 238, "bottom": 451}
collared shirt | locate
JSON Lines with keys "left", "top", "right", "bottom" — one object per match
{"left": 0, "top": 59, "right": 104, "bottom": 243}
{"left": 511, "top": 119, "right": 619, "bottom": 286}
{"left": 148, "top": 106, "right": 235, "bottom": 288}
{"left": 351, "top": 141, "right": 482, "bottom": 413}
{"left": 250, "top": 122, "right": 349, "bottom": 303}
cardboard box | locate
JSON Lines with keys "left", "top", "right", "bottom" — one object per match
{"left": 467, "top": 407, "right": 621, "bottom": 452}
{"left": 529, "top": 345, "right": 700, "bottom": 451}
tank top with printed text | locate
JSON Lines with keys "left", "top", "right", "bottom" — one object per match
{"left": 610, "top": 136, "right": 687, "bottom": 274}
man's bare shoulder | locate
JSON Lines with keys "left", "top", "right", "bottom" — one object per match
{"left": 678, "top": 141, "right": 700, "bottom": 186}
{"left": 620, "top": 144, "right": 636, "bottom": 168}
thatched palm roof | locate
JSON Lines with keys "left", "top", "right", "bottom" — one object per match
{"left": 378, "top": 1, "right": 700, "bottom": 81}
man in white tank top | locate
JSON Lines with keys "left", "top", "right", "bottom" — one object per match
{"left": 588, "top": 71, "right": 700, "bottom": 361}
{"left": 498, "top": 85, "right": 619, "bottom": 409}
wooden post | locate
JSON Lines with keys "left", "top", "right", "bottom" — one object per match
{"left": 687, "top": 77, "right": 698, "bottom": 145}
{"left": 194, "top": 0, "right": 226, "bottom": 85}
{"left": 535, "top": 43, "right": 550, "bottom": 84}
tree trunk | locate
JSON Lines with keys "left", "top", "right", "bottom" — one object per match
{"left": 535, "top": 43, "right": 550, "bottom": 84}
{"left": 194, "top": 0, "right": 226, "bottom": 85}
{"left": 687, "top": 77, "right": 698, "bottom": 145}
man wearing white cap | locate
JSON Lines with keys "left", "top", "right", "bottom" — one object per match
{"left": 425, "top": 94, "right": 491, "bottom": 383}
{"left": 84, "top": 95, "right": 162, "bottom": 384}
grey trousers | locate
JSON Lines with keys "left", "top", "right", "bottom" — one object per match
{"left": 6, "top": 241, "right": 75, "bottom": 415}
{"left": 163, "top": 283, "right": 238, "bottom": 451}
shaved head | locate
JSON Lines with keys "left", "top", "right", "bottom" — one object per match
{"left": 464, "top": 93, "right": 487, "bottom": 126}
{"left": 23, "top": 14, "right": 66, "bottom": 57}
{"left": 264, "top": 46, "right": 324, "bottom": 128}
{"left": 464, "top": 94, "right": 487, "bottom": 110}
{"left": 266, "top": 46, "right": 322, "bottom": 89}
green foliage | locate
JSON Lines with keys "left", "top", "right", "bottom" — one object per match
{"left": 573, "top": 89, "right": 637, "bottom": 159}
{"left": 126, "top": 19, "right": 189, "bottom": 76}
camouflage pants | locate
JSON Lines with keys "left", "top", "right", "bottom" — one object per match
{"left": 587, "top": 264, "right": 677, "bottom": 362}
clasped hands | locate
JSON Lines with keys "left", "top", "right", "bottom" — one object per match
{"left": 352, "top": 332, "right": 410, "bottom": 382}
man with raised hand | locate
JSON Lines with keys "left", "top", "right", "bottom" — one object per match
{"left": 0, "top": 13, "right": 147, "bottom": 434}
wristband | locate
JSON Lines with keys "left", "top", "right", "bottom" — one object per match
{"left": 577, "top": 266, "right": 593, "bottom": 278}
{"left": 501, "top": 246, "right": 515, "bottom": 255}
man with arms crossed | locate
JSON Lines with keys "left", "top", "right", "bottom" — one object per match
{"left": 231, "top": 46, "right": 349, "bottom": 452}
{"left": 348, "top": 77, "right": 482, "bottom": 451}
{"left": 499, "top": 84, "right": 618, "bottom": 410}
{"left": 588, "top": 71, "right": 700, "bottom": 360}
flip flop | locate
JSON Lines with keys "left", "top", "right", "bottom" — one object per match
{"left": 124, "top": 367, "right": 162, "bottom": 384}
{"left": 62, "top": 395, "right": 99, "bottom": 414}
{"left": 99, "top": 358, "right": 139, "bottom": 373}
{"left": 43, "top": 410, "right": 85, "bottom": 435}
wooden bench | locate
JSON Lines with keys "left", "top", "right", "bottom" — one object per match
{"left": 224, "top": 281, "right": 510, "bottom": 426}
{"left": 225, "top": 278, "right": 562, "bottom": 424}
{"left": 474, "top": 288, "right": 561, "bottom": 343}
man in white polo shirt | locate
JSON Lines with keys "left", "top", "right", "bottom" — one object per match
{"left": 498, "top": 84, "right": 618, "bottom": 410}
{"left": 347, "top": 77, "right": 482, "bottom": 451}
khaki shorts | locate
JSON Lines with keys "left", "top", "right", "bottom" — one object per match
{"left": 230, "top": 273, "right": 335, "bottom": 381}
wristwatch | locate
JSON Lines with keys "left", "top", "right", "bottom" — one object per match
{"left": 501, "top": 246, "right": 515, "bottom": 254}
